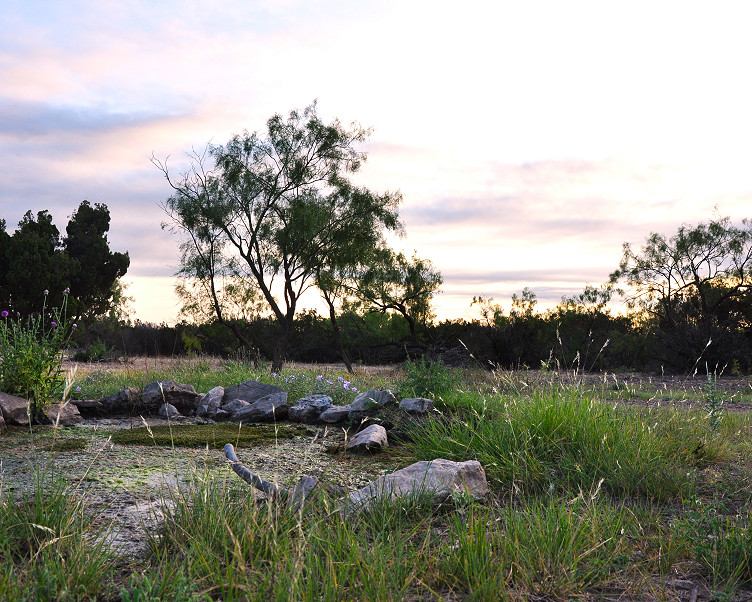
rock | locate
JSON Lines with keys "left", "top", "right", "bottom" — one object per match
{"left": 346, "top": 424, "right": 388, "bottom": 453}
{"left": 399, "top": 397, "right": 435, "bottom": 415}
{"left": 41, "top": 403, "right": 83, "bottom": 426}
{"left": 196, "top": 386, "right": 224, "bottom": 418}
{"left": 0, "top": 412, "right": 6, "bottom": 432}
{"left": 142, "top": 381, "right": 201, "bottom": 415}
{"left": 231, "top": 392, "right": 288, "bottom": 422}
{"left": 288, "top": 395, "right": 333, "bottom": 424}
{"left": 347, "top": 459, "right": 488, "bottom": 510}
{"left": 223, "top": 399, "right": 251, "bottom": 415}
{"left": 158, "top": 403, "right": 182, "bottom": 418}
{"left": 319, "top": 404, "right": 351, "bottom": 424}
{"left": 0, "top": 391, "right": 30, "bottom": 425}
{"left": 222, "top": 380, "right": 283, "bottom": 405}
{"left": 213, "top": 408, "right": 232, "bottom": 422}
{"left": 349, "top": 389, "right": 398, "bottom": 422}
{"left": 99, "top": 387, "right": 142, "bottom": 414}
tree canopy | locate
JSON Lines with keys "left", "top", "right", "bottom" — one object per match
{"left": 0, "top": 202, "right": 129, "bottom": 331}
{"left": 157, "top": 102, "right": 404, "bottom": 371}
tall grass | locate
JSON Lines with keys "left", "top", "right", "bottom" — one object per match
{"left": 0, "top": 468, "right": 117, "bottom": 601}
{"left": 409, "top": 388, "right": 728, "bottom": 499}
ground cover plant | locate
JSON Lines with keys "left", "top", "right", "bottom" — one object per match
{"left": 2, "top": 356, "right": 752, "bottom": 599}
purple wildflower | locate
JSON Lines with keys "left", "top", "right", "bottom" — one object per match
{"left": 316, "top": 375, "right": 323, "bottom": 381}
{"left": 351, "top": 387, "right": 358, "bottom": 393}
{"left": 72, "top": 323, "right": 78, "bottom": 328}
{"left": 43, "top": 289, "right": 49, "bottom": 295}
{"left": 75, "top": 386, "right": 82, "bottom": 392}
{"left": 343, "top": 381, "right": 350, "bottom": 390}
{"left": 337, "top": 376, "right": 344, "bottom": 382}
{"left": 51, "top": 321, "right": 57, "bottom": 327}
{"left": 1, "top": 310, "right": 8, "bottom": 318}
{"left": 326, "top": 380, "right": 333, "bottom": 385}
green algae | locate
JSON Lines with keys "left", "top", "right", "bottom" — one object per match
{"left": 108, "top": 423, "right": 313, "bottom": 448}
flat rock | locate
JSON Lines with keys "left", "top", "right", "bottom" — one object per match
{"left": 142, "top": 381, "right": 200, "bottom": 415}
{"left": 347, "top": 459, "right": 488, "bottom": 510}
{"left": 0, "top": 391, "right": 30, "bottom": 425}
{"left": 222, "top": 380, "right": 283, "bottom": 405}
{"left": 231, "top": 392, "right": 288, "bottom": 422}
{"left": 319, "top": 404, "right": 351, "bottom": 424}
{"left": 346, "top": 424, "right": 388, "bottom": 453}
{"left": 349, "top": 389, "right": 398, "bottom": 422}
{"left": 399, "top": 397, "right": 435, "bottom": 415}
{"left": 289, "top": 395, "right": 333, "bottom": 424}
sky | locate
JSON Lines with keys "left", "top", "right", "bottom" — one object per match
{"left": 2, "top": 0, "right": 752, "bottom": 324}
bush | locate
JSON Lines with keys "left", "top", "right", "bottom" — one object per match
{"left": 401, "top": 356, "right": 457, "bottom": 399}
{"left": 0, "top": 290, "right": 74, "bottom": 415}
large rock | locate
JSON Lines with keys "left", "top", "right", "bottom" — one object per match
{"left": 40, "top": 403, "right": 83, "bottom": 426}
{"left": 196, "top": 386, "right": 224, "bottom": 418}
{"left": 399, "top": 397, "right": 435, "bottom": 415}
{"left": 158, "top": 403, "right": 182, "bottom": 418}
{"left": 347, "top": 459, "right": 488, "bottom": 510}
{"left": 142, "top": 381, "right": 201, "bottom": 415}
{"left": 231, "top": 392, "right": 288, "bottom": 422}
{"left": 222, "top": 380, "right": 283, "bottom": 405}
{"left": 99, "top": 387, "right": 141, "bottom": 414}
{"left": 288, "top": 395, "right": 332, "bottom": 424}
{"left": 319, "top": 404, "right": 351, "bottom": 424}
{"left": 0, "top": 391, "right": 30, "bottom": 425}
{"left": 223, "top": 399, "right": 251, "bottom": 415}
{"left": 346, "top": 424, "right": 388, "bottom": 453}
{"left": 349, "top": 389, "right": 398, "bottom": 422}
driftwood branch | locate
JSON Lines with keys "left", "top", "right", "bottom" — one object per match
{"left": 224, "top": 443, "right": 325, "bottom": 511}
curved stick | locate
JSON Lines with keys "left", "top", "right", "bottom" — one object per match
{"left": 224, "top": 443, "right": 286, "bottom": 499}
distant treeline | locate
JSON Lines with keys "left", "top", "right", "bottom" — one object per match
{"left": 71, "top": 296, "right": 752, "bottom": 374}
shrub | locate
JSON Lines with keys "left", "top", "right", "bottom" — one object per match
{"left": 0, "top": 290, "right": 74, "bottom": 416}
{"left": 401, "top": 356, "right": 457, "bottom": 399}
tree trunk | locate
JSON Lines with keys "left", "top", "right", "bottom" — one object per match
{"left": 271, "top": 314, "right": 294, "bottom": 373}
{"left": 324, "top": 292, "right": 353, "bottom": 374}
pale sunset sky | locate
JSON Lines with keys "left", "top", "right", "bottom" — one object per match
{"left": 2, "top": 1, "right": 751, "bottom": 323}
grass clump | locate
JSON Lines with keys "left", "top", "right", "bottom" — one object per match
{"left": 109, "top": 423, "right": 312, "bottom": 448}
{"left": 0, "top": 468, "right": 116, "bottom": 601}
{"left": 408, "top": 389, "right": 725, "bottom": 499}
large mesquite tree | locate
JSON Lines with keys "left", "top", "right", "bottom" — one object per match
{"left": 157, "top": 103, "right": 402, "bottom": 372}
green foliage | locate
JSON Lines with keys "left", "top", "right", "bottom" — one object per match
{"left": 401, "top": 356, "right": 457, "bottom": 399}
{"left": 157, "top": 102, "right": 403, "bottom": 371}
{"left": 408, "top": 389, "right": 722, "bottom": 499}
{"left": 0, "top": 291, "right": 73, "bottom": 414}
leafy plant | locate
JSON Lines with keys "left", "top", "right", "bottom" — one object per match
{"left": 401, "top": 356, "right": 457, "bottom": 399}
{"left": 0, "top": 290, "right": 75, "bottom": 415}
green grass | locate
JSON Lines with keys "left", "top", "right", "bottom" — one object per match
{"left": 4, "top": 356, "right": 752, "bottom": 599}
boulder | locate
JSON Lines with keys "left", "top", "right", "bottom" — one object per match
{"left": 213, "top": 408, "right": 232, "bottom": 422}
{"left": 0, "top": 412, "right": 6, "bottom": 432}
{"left": 346, "top": 424, "right": 388, "bottom": 453}
{"left": 41, "top": 403, "right": 83, "bottom": 426}
{"left": 196, "top": 386, "right": 224, "bottom": 418}
{"left": 222, "top": 380, "right": 283, "bottom": 405}
{"left": 142, "top": 381, "right": 201, "bottom": 415}
{"left": 158, "top": 403, "right": 182, "bottom": 418}
{"left": 288, "top": 395, "right": 333, "bottom": 424}
{"left": 347, "top": 459, "right": 488, "bottom": 510}
{"left": 399, "top": 397, "right": 435, "bottom": 415}
{"left": 0, "top": 391, "right": 30, "bottom": 426}
{"left": 223, "top": 399, "right": 251, "bottom": 415}
{"left": 349, "top": 389, "right": 398, "bottom": 422}
{"left": 99, "top": 387, "right": 141, "bottom": 414}
{"left": 231, "top": 392, "right": 288, "bottom": 422}
{"left": 319, "top": 404, "right": 351, "bottom": 424}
